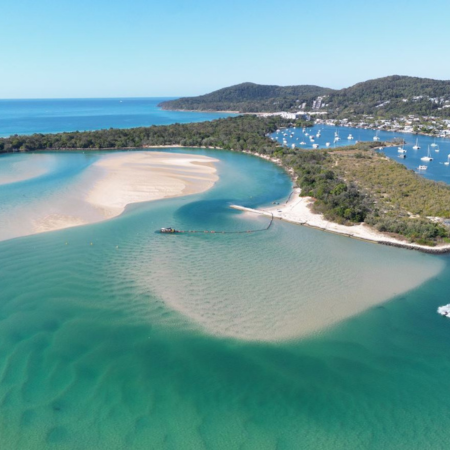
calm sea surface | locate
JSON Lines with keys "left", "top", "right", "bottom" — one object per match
{"left": 272, "top": 125, "right": 450, "bottom": 183}
{"left": 0, "top": 98, "right": 235, "bottom": 137}
{"left": 1, "top": 108, "right": 450, "bottom": 449}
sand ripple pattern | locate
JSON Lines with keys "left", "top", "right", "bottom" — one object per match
{"left": 129, "top": 209, "right": 443, "bottom": 341}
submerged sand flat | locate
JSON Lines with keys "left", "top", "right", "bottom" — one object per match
{"left": 0, "top": 151, "right": 218, "bottom": 241}
{"left": 0, "top": 153, "right": 55, "bottom": 186}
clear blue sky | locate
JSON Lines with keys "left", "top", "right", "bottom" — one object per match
{"left": 1, "top": 0, "right": 449, "bottom": 98}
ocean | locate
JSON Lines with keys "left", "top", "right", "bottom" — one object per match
{"left": 0, "top": 98, "right": 235, "bottom": 137}
{"left": 1, "top": 104, "right": 450, "bottom": 449}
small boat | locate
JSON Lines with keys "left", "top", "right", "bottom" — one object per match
{"left": 312, "top": 144, "right": 319, "bottom": 149}
{"left": 431, "top": 138, "right": 437, "bottom": 147}
{"left": 398, "top": 147, "right": 407, "bottom": 153}
{"left": 348, "top": 134, "right": 354, "bottom": 140}
{"left": 435, "top": 145, "right": 440, "bottom": 153}
{"left": 398, "top": 154, "right": 406, "bottom": 159}
{"left": 373, "top": 131, "right": 380, "bottom": 141}
{"left": 325, "top": 142, "right": 330, "bottom": 147}
{"left": 421, "top": 146, "right": 433, "bottom": 162}
{"left": 300, "top": 141, "right": 306, "bottom": 145}
{"left": 438, "top": 304, "right": 450, "bottom": 317}
{"left": 160, "top": 227, "right": 179, "bottom": 233}
{"left": 412, "top": 138, "right": 420, "bottom": 150}
{"left": 291, "top": 144, "right": 295, "bottom": 149}
{"left": 445, "top": 155, "right": 450, "bottom": 166}
{"left": 418, "top": 165, "right": 428, "bottom": 170}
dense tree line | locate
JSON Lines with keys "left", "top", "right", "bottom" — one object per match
{"left": 282, "top": 151, "right": 371, "bottom": 223}
{"left": 0, "top": 115, "right": 289, "bottom": 153}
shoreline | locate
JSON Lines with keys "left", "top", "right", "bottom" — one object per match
{"left": 3, "top": 146, "right": 449, "bottom": 253}
{"left": 231, "top": 187, "right": 450, "bottom": 254}
{"left": 0, "top": 151, "right": 219, "bottom": 242}
{"left": 159, "top": 107, "right": 448, "bottom": 138}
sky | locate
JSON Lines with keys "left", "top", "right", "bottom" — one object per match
{"left": 1, "top": 0, "right": 449, "bottom": 98}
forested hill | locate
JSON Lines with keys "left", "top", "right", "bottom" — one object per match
{"left": 328, "top": 76, "right": 450, "bottom": 117}
{"left": 158, "top": 82, "right": 334, "bottom": 113}
{"left": 159, "top": 76, "right": 450, "bottom": 117}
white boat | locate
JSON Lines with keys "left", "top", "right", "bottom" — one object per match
{"left": 312, "top": 144, "right": 319, "bottom": 149}
{"left": 438, "top": 304, "right": 450, "bottom": 317}
{"left": 445, "top": 155, "right": 450, "bottom": 166}
{"left": 421, "top": 146, "right": 433, "bottom": 162}
{"left": 305, "top": 132, "right": 309, "bottom": 136}
{"left": 412, "top": 138, "right": 420, "bottom": 150}
{"left": 398, "top": 147, "right": 407, "bottom": 153}
{"left": 435, "top": 145, "right": 440, "bottom": 153}
{"left": 373, "top": 131, "right": 380, "bottom": 141}
{"left": 300, "top": 141, "right": 306, "bottom": 145}
{"left": 348, "top": 134, "right": 354, "bottom": 140}
{"left": 326, "top": 142, "right": 331, "bottom": 147}
{"left": 291, "top": 144, "right": 295, "bottom": 149}
{"left": 431, "top": 138, "right": 437, "bottom": 147}
{"left": 398, "top": 154, "right": 406, "bottom": 159}
{"left": 418, "top": 165, "right": 428, "bottom": 170}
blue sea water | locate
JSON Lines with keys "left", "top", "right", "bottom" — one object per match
{"left": 1, "top": 110, "right": 450, "bottom": 448}
{"left": 272, "top": 124, "right": 450, "bottom": 182}
{"left": 0, "top": 98, "right": 235, "bottom": 137}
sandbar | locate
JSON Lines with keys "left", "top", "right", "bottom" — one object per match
{"left": 0, "top": 151, "right": 218, "bottom": 241}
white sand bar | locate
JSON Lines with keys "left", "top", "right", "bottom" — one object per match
{"left": 0, "top": 151, "right": 218, "bottom": 242}
{"left": 86, "top": 151, "right": 218, "bottom": 219}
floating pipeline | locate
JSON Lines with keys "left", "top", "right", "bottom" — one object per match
{"left": 158, "top": 213, "right": 274, "bottom": 235}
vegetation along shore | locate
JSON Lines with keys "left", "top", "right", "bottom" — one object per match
{"left": 2, "top": 115, "right": 450, "bottom": 250}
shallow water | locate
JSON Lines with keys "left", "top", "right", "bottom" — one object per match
{"left": 1, "top": 149, "right": 450, "bottom": 448}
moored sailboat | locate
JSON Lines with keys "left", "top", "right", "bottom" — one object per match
{"left": 421, "top": 146, "right": 433, "bottom": 162}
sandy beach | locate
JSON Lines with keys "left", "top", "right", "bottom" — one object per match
{"left": 232, "top": 187, "right": 450, "bottom": 254}
{"left": 85, "top": 151, "right": 218, "bottom": 219}
{"left": 0, "top": 151, "right": 218, "bottom": 242}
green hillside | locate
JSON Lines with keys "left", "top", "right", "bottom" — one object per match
{"left": 159, "top": 82, "right": 333, "bottom": 113}
{"left": 159, "top": 76, "right": 450, "bottom": 117}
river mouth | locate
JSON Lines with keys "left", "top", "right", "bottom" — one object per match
{"left": 0, "top": 147, "right": 448, "bottom": 448}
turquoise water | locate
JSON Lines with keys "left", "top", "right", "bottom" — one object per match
{"left": 1, "top": 148, "right": 450, "bottom": 449}
{"left": 0, "top": 98, "right": 236, "bottom": 137}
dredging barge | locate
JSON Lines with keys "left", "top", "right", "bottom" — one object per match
{"left": 160, "top": 227, "right": 180, "bottom": 233}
